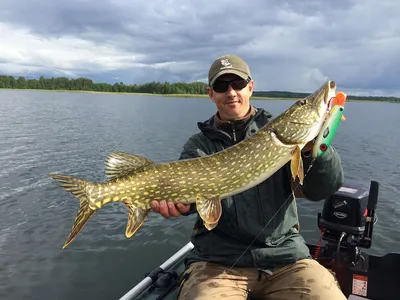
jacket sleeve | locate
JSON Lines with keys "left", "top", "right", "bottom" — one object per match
{"left": 295, "top": 145, "right": 344, "bottom": 201}
{"left": 179, "top": 136, "right": 204, "bottom": 160}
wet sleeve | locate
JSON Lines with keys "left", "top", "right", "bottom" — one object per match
{"left": 298, "top": 145, "right": 344, "bottom": 201}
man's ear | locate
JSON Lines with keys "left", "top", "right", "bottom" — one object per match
{"left": 248, "top": 80, "right": 254, "bottom": 96}
{"left": 207, "top": 87, "right": 215, "bottom": 103}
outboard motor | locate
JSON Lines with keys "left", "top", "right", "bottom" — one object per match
{"left": 313, "top": 180, "right": 379, "bottom": 298}
{"left": 317, "top": 181, "right": 378, "bottom": 250}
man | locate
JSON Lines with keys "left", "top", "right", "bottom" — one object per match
{"left": 151, "top": 54, "right": 346, "bottom": 300}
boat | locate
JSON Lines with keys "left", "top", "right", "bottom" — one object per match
{"left": 119, "top": 180, "right": 400, "bottom": 300}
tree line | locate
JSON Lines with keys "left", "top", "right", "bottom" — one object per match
{"left": 0, "top": 75, "right": 208, "bottom": 95}
{"left": 252, "top": 90, "right": 400, "bottom": 102}
{"left": 0, "top": 75, "right": 399, "bottom": 102}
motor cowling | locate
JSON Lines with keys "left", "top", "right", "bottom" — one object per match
{"left": 318, "top": 181, "right": 378, "bottom": 249}
{"left": 319, "top": 185, "right": 369, "bottom": 236}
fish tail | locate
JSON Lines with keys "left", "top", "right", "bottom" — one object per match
{"left": 48, "top": 173, "right": 98, "bottom": 249}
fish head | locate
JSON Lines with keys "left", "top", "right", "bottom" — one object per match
{"left": 269, "top": 80, "right": 336, "bottom": 145}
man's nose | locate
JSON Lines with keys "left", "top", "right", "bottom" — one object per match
{"left": 226, "top": 85, "right": 237, "bottom": 96}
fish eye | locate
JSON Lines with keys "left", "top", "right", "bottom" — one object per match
{"left": 298, "top": 99, "right": 307, "bottom": 106}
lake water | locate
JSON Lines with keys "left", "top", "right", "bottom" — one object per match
{"left": 0, "top": 90, "right": 399, "bottom": 300}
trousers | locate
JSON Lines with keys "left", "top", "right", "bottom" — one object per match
{"left": 177, "top": 258, "right": 347, "bottom": 300}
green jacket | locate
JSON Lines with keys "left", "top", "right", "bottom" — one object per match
{"left": 180, "top": 107, "right": 344, "bottom": 273}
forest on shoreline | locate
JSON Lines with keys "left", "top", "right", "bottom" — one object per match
{"left": 1, "top": 75, "right": 399, "bottom": 102}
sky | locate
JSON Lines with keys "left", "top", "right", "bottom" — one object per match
{"left": 0, "top": 0, "right": 399, "bottom": 96}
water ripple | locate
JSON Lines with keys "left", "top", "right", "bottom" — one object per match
{"left": 0, "top": 91, "right": 399, "bottom": 300}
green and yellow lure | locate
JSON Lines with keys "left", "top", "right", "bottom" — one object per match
{"left": 312, "top": 92, "right": 347, "bottom": 158}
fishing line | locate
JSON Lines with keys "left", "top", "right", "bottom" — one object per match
{"left": 227, "top": 157, "right": 317, "bottom": 272}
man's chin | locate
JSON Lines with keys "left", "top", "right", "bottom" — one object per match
{"left": 225, "top": 102, "right": 240, "bottom": 109}
{"left": 223, "top": 107, "right": 245, "bottom": 119}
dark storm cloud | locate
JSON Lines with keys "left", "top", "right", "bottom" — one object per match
{"left": 0, "top": 0, "right": 128, "bottom": 37}
{"left": 0, "top": 0, "right": 399, "bottom": 95}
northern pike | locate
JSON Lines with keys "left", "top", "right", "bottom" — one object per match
{"left": 49, "top": 80, "right": 338, "bottom": 249}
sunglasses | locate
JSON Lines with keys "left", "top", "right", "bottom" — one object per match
{"left": 211, "top": 77, "right": 251, "bottom": 93}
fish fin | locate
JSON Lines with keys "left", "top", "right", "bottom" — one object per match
{"left": 105, "top": 151, "right": 156, "bottom": 180}
{"left": 48, "top": 174, "right": 98, "bottom": 249}
{"left": 196, "top": 195, "right": 222, "bottom": 230}
{"left": 124, "top": 202, "right": 148, "bottom": 238}
{"left": 290, "top": 146, "right": 304, "bottom": 185}
{"left": 204, "top": 221, "right": 218, "bottom": 231}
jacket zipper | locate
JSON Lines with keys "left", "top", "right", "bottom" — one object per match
{"left": 231, "top": 123, "right": 237, "bottom": 143}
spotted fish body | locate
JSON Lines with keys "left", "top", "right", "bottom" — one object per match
{"left": 49, "top": 80, "right": 337, "bottom": 249}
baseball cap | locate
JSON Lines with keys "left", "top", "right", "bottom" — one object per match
{"left": 208, "top": 54, "right": 251, "bottom": 86}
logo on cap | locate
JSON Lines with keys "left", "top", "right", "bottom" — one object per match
{"left": 220, "top": 59, "right": 232, "bottom": 69}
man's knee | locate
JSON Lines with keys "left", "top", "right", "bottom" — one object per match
{"left": 288, "top": 259, "right": 346, "bottom": 299}
{"left": 272, "top": 259, "right": 346, "bottom": 300}
{"left": 177, "top": 262, "right": 249, "bottom": 300}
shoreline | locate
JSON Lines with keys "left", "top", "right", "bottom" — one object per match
{"left": 0, "top": 88, "right": 397, "bottom": 103}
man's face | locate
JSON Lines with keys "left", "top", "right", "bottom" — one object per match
{"left": 207, "top": 74, "right": 254, "bottom": 121}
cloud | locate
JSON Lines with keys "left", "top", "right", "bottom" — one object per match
{"left": 0, "top": 0, "right": 399, "bottom": 95}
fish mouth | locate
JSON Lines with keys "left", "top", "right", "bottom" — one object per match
{"left": 316, "top": 80, "right": 337, "bottom": 116}
{"left": 326, "top": 81, "right": 337, "bottom": 106}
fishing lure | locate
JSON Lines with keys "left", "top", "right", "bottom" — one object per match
{"left": 312, "top": 92, "right": 347, "bottom": 158}
{"left": 329, "top": 91, "right": 346, "bottom": 120}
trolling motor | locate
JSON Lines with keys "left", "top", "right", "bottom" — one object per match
{"left": 313, "top": 180, "right": 379, "bottom": 297}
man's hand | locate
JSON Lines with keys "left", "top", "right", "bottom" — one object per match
{"left": 151, "top": 200, "right": 191, "bottom": 218}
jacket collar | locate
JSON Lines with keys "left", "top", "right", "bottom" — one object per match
{"left": 197, "top": 106, "right": 271, "bottom": 142}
